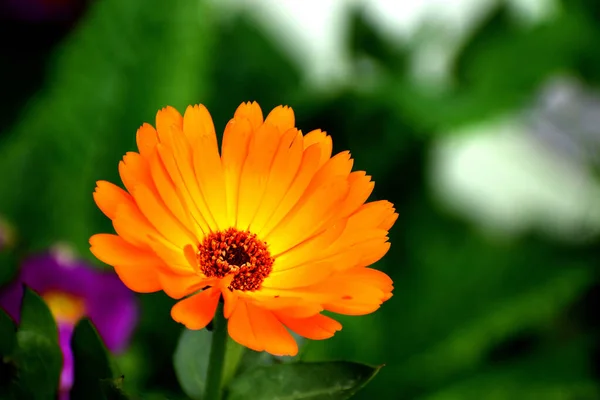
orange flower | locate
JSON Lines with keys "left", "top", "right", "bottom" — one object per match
{"left": 90, "top": 102, "right": 397, "bottom": 356}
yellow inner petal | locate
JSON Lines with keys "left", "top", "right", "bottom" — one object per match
{"left": 42, "top": 291, "right": 86, "bottom": 325}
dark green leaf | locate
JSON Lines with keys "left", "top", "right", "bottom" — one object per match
{"left": 348, "top": 6, "right": 407, "bottom": 72}
{"left": 12, "top": 330, "right": 63, "bottom": 399}
{"left": 0, "top": 288, "right": 62, "bottom": 398}
{"left": 0, "top": 250, "right": 18, "bottom": 288}
{"left": 99, "top": 377, "right": 131, "bottom": 400}
{"left": 0, "top": 309, "right": 16, "bottom": 356}
{"left": 234, "top": 349, "right": 280, "bottom": 378}
{"left": 226, "top": 361, "right": 381, "bottom": 400}
{"left": 71, "top": 318, "right": 124, "bottom": 400}
{"left": 19, "top": 287, "right": 57, "bottom": 341}
{"left": 173, "top": 328, "right": 244, "bottom": 400}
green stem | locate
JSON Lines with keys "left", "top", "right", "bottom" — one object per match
{"left": 204, "top": 301, "right": 227, "bottom": 400}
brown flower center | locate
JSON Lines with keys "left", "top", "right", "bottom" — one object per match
{"left": 197, "top": 228, "right": 274, "bottom": 291}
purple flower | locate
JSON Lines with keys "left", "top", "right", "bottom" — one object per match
{"left": 0, "top": 245, "right": 138, "bottom": 398}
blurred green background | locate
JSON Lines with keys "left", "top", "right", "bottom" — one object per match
{"left": 1, "top": 0, "right": 600, "bottom": 398}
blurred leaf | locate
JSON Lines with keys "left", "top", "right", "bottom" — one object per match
{"left": 19, "top": 287, "right": 57, "bottom": 340}
{"left": 99, "top": 377, "right": 131, "bottom": 400}
{"left": 208, "top": 15, "right": 301, "bottom": 128}
{"left": 71, "top": 318, "right": 127, "bottom": 399}
{"left": 10, "top": 287, "right": 62, "bottom": 398}
{"left": 391, "top": 2, "right": 598, "bottom": 132}
{"left": 422, "top": 339, "right": 600, "bottom": 400}
{"left": 0, "top": 250, "right": 17, "bottom": 292}
{"left": 173, "top": 328, "right": 244, "bottom": 400}
{"left": 0, "top": 0, "right": 214, "bottom": 254}
{"left": 348, "top": 6, "right": 407, "bottom": 73}
{"left": 226, "top": 361, "right": 381, "bottom": 400}
{"left": 233, "top": 349, "right": 280, "bottom": 378}
{"left": 0, "top": 309, "right": 16, "bottom": 356}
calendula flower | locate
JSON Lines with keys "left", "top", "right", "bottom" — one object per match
{"left": 90, "top": 102, "right": 396, "bottom": 356}
{"left": 0, "top": 246, "right": 138, "bottom": 399}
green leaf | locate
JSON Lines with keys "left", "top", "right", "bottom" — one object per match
{"left": 11, "top": 331, "right": 63, "bottom": 399}
{"left": 173, "top": 328, "right": 245, "bottom": 400}
{"left": 6, "top": 287, "right": 62, "bottom": 398}
{"left": 0, "top": 249, "right": 18, "bottom": 288}
{"left": 348, "top": 6, "right": 407, "bottom": 73}
{"left": 0, "top": 309, "right": 16, "bottom": 356}
{"left": 71, "top": 318, "right": 126, "bottom": 400}
{"left": 234, "top": 349, "right": 280, "bottom": 378}
{"left": 19, "top": 287, "right": 58, "bottom": 341}
{"left": 225, "top": 361, "right": 381, "bottom": 400}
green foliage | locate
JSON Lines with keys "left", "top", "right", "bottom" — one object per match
{"left": 71, "top": 318, "right": 128, "bottom": 399}
{"left": 173, "top": 328, "right": 245, "bottom": 400}
{"left": 0, "top": 288, "right": 62, "bottom": 399}
{"left": 0, "top": 251, "right": 17, "bottom": 292}
{"left": 226, "top": 361, "right": 381, "bottom": 400}
{"left": 0, "top": 309, "right": 16, "bottom": 356}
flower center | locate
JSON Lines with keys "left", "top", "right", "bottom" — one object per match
{"left": 197, "top": 228, "right": 274, "bottom": 291}
{"left": 42, "top": 291, "right": 86, "bottom": 324}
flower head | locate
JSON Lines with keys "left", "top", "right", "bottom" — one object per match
{"left": 0, "top": 246, "right": 138, "bottom": 398}
{"left": 90, "top": 102, "right": 397, "bottom": 356}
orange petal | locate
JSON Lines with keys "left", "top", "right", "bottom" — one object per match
{"left": 227, "top": 299, "right": 261, "bottom": 351}
{"left": 221, "top": 117, "right": 253, "bottom": 228}
{"left": 89, "top": 234, "right": 164, "bottom": 268}
{"left": 348, "top": 201, "right": 396, "bottom": 230}
{"left": 305, "top": 151, "right": 353, "bottom": 195}
{"left": 265, "top": 105, "right": 295, "bottom": 133}
{"left": 148, "top": 151, "right": 196, "bottom": 234}
{"left": 234, "top": 101, "right": 263, "bottom": 131}
{"left": 303, "top": 129, "right": 332, "bottom": 168}
{"left": 93, "top": 181, "right": 132, "bottom": 220}
{"left": 170, "top": 133, "right": 220, "bottom": 230}
{"left": 132, "top": 184, "right": 197, "bottom": 249}
{"left": 112, "top": 264, "right": 161, "bottom": 293}
{"left": 171, "top": 287, "right": 220, "bottom": 329}
{"left": 136, "top": 123, "right": 159, "bottom": 158}
{"left": 182, "top": 104, "right": 216, "bottom": 143}
{"left": 272, "top": 219, "right": 346, "bottom": 269}
{"left": 89, "top": 234, "right": 162, "bottom": 293}
{"left": 112, "top": 202, "right": 155, "bottom": 250}
{"left": 257, "top": 144, "right": 322, "bottom": 239}
{"left": 249, "top": 129, "right": 303, "bottom": 234}
{"left": 230, "top": 301, "right": 299, "bottom": 356}
{"left": 248, "top": 295, "right": 323, "bottom": 319}
{"left": 236, "top": 122, "right": 280, "bottom": 230}
{"left": 156, "top": 106, "right": 183, "bottom": 140}
{"left": 262, "top": 261, "right": 335, "bottom": 289}
{"left": 222, "top": 288, "right": 239, "bottom": 319}
{"left": 277, "top": 313, "right": 342, "bottom": 340}
{"left": 158, "top": 269, "right": 211, "bottom": 299}
{"left": 265, "top": 176, "right": 349, "bottom": 255}
{"left": 336, "top": 171, "right": 374, "bottom": 219}
{"left": 119, "top": 152, "right": 155, "bottom": 194}
{"left": 157, "top": 139, "right": 213, "bottom": 235}
{"left": 316, "top": 268, "right": 394, "bottom": 316}
{"left": 188, "top": 113, "right": 228, "bottom": 229}
{"left": 146, "top": 234, "right": 195, "bottom": 273}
